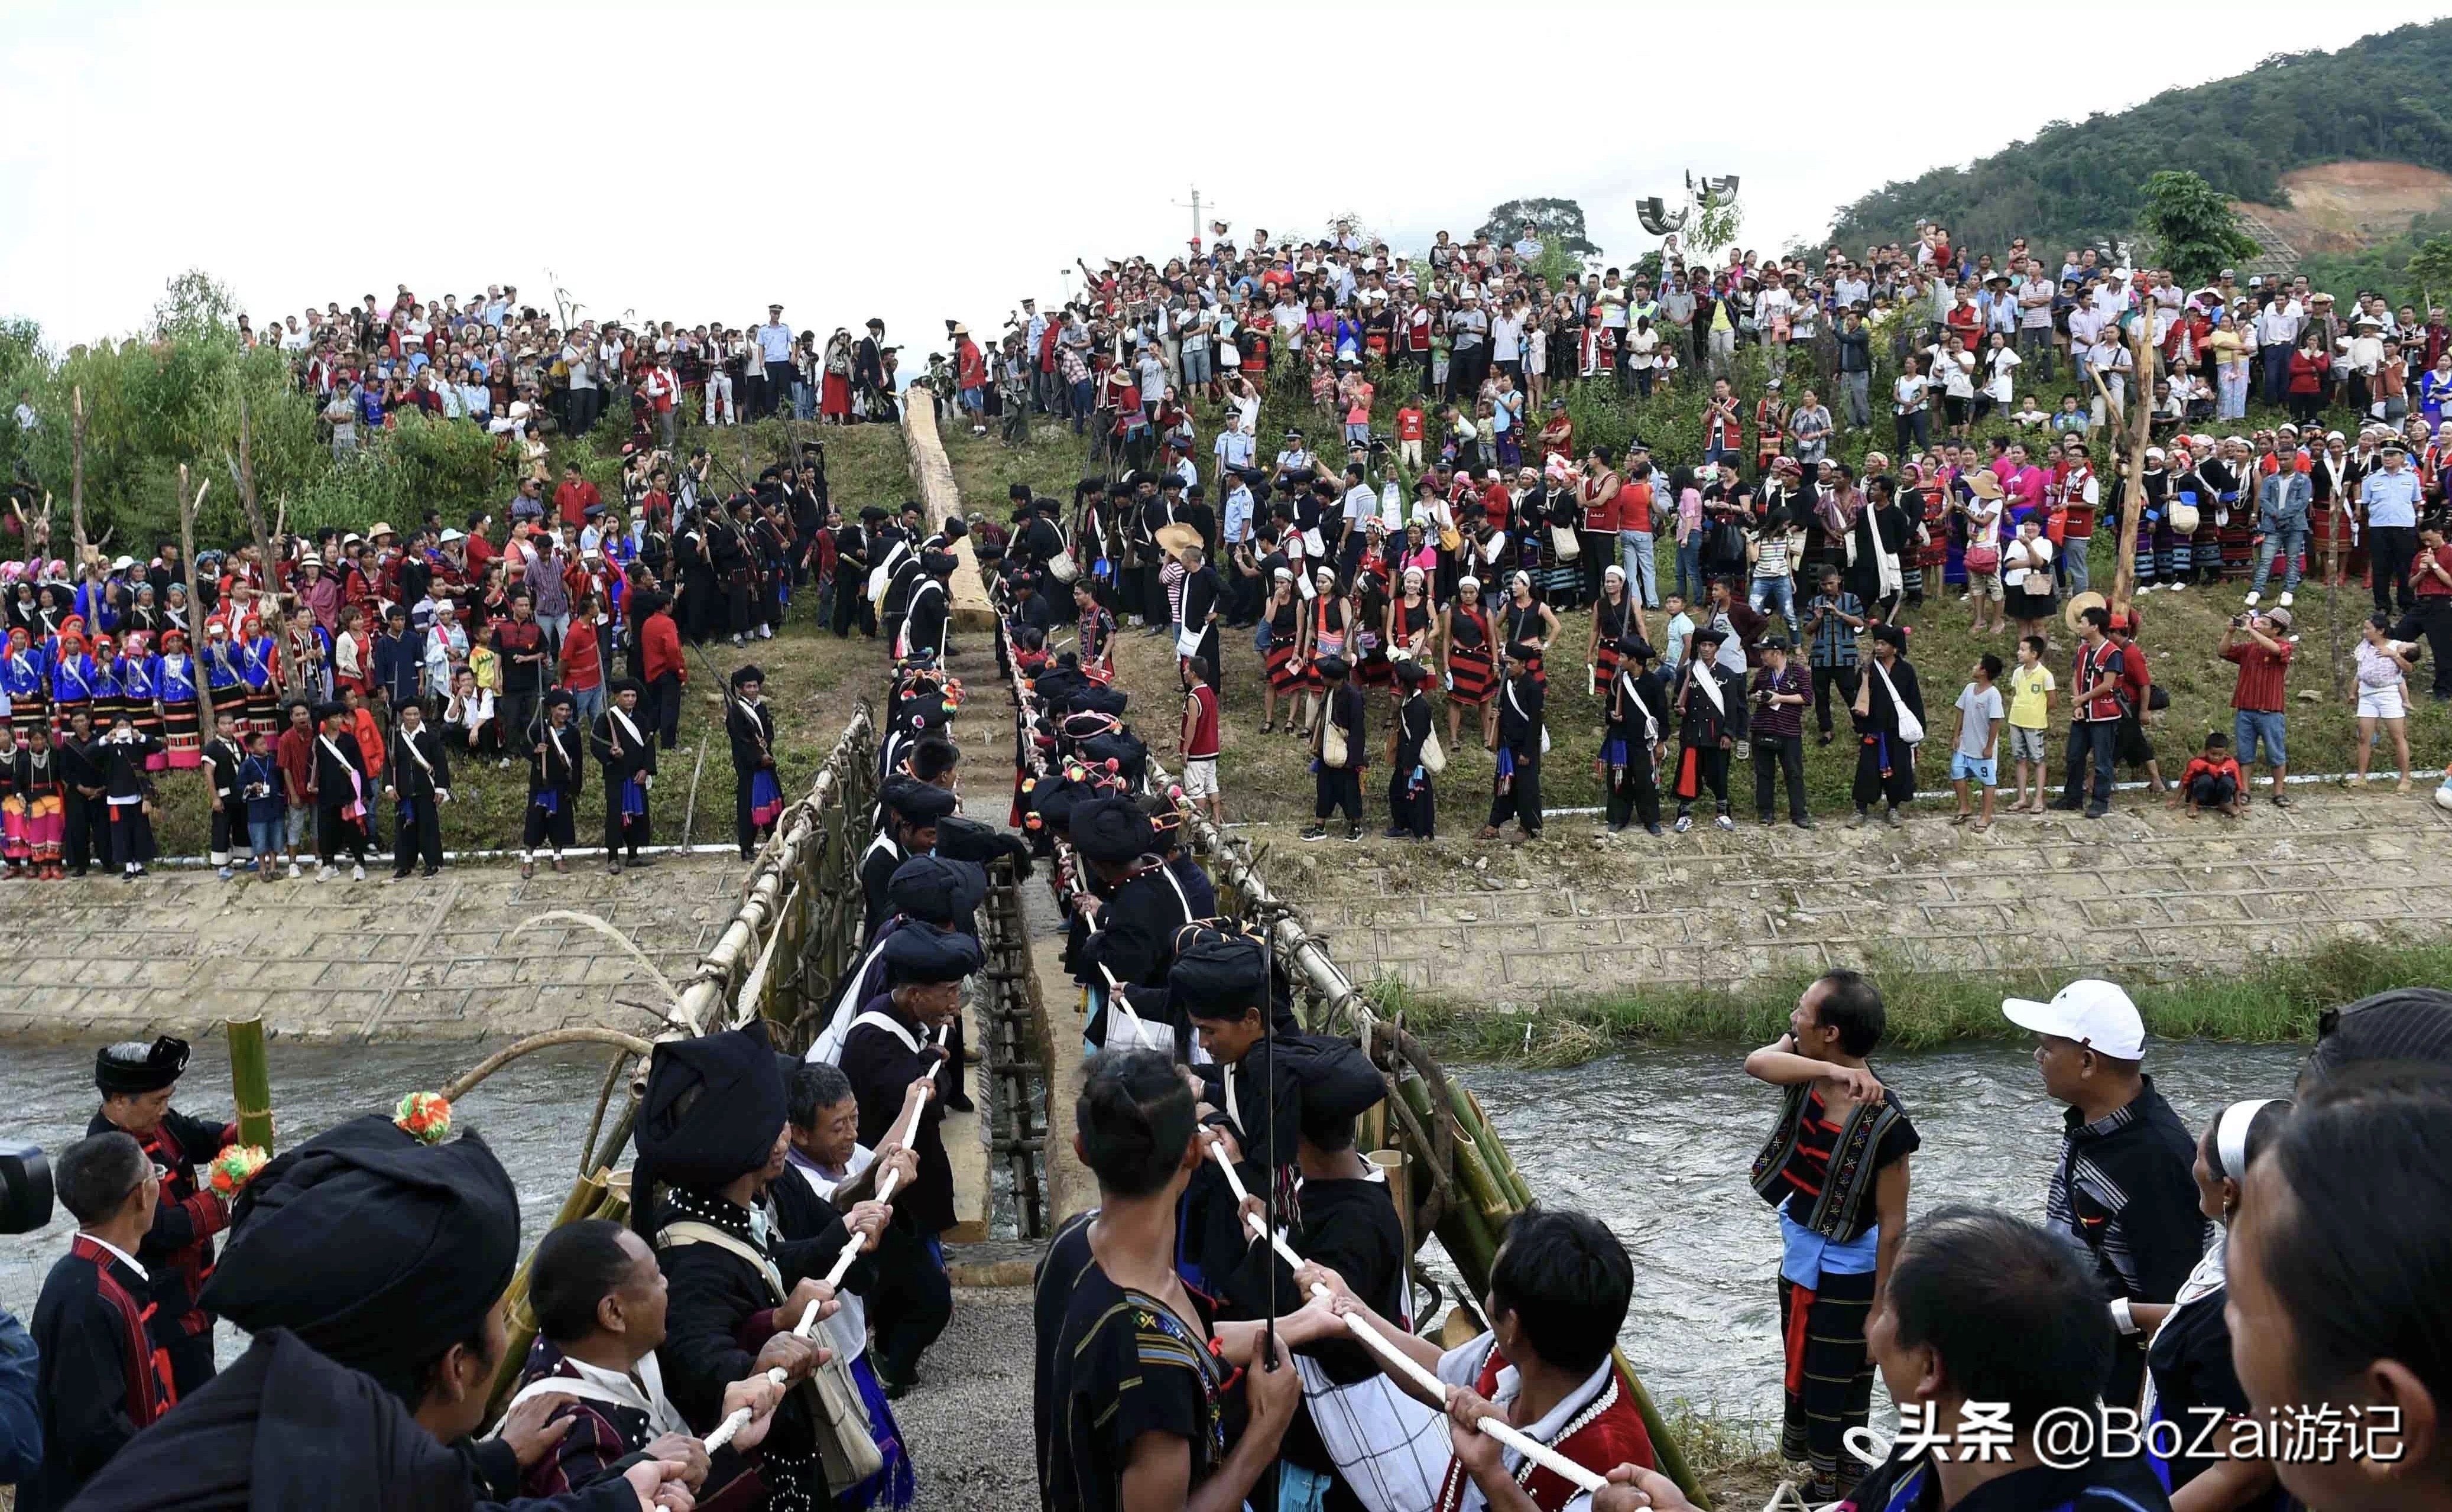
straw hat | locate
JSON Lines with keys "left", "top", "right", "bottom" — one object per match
{"left": 1966, "top": 469, "right": 2005, "bottom": 500}
{"left": 2062, "top": 590, "right": 2107, "bottom": 632}
{"left": 1154, "top": 523, "right": 1202, "bottom": 557}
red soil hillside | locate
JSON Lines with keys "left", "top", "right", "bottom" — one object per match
{"left": 2233, "top": 161, "right": 2452, "bottom": 254}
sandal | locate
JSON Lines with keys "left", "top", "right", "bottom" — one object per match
{"left": 1971, "top": 819, "right": 1992, "bottom": 833}
{"left": 1475, "top": 826, "right": 1502, "bottom": 841}
{"left": 1950, "top": 813, "right": 1970, "bottom": 826}
{"left": 520, "top": 860, "right": 534, "bottom": 881}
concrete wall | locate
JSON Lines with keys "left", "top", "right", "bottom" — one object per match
{"left": 1262, "top": 794, "right": 2452, "bottom": 1007}
{"left": 0, "top": 860, "right": 749, "bottom": 1042}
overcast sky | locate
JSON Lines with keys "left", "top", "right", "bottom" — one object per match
{"left": 7, "top": 0, "right": 2448, "bottom": 365}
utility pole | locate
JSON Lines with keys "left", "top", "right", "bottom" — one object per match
{"left": 1170, "top": 185, "right": 1204, "bottom": 251}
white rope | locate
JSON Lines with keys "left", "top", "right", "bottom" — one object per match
{"left": 1204, "top": 1140, "right": 1605, "bottom": 1495}
{"left": 702, "top": 1082, "right": 931, "bottom": 1452}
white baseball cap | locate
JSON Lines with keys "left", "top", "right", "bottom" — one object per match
{"left": 2002, "top": 979, "right": 2145, "bottom": 1060}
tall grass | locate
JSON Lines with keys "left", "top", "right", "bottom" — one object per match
{"left": 1374, "top": 937, "right": 2452, "bottom": 1065}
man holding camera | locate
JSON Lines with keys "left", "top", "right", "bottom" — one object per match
{"left": 2222, "top": 605, "right": 2295, "bottom": 808}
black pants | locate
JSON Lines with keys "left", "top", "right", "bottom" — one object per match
{"left": 1606, "top": 747, "right": 1660, "bottom": 828}
{"left": 647, "top": 671, "right": 682, "bottom": 749}
{"left": 106, "top": 803, "right": 155, "bottom": 870}
{"left": 163, "top": 1330, "right": 215, "bottom": 1401}
{"left": 1675, "top": 744, "right": 1728, "bottom": 815}
{"left": 1809, "top": 665, "right": 1858, "bottom": 736}
{"left": 316, "top": 805, "right": 368, "bottom": 865}
{"left": 1851, "top": 733, "right": 1916, "bottom": 812}
{"left": 523, "top": 799, "right": 575, "bottom": 854}
{"left": 2396, "top": 598, "right": 2452, "bottom": 695}
{"left": 832, "top": 576, "right": 875, "bottom": 638}
{"left": 62, "top": 792, "right": 98, "bottom": 873}
{"left": 2185, "top": 771, "right": 2239, "bottom": 808}
{"left": 871, "top": 1222, "right": 953, "bottom": 1386}
{"left": 1386, "top": 767, "right": 1435, "bottom": 838}
{"left": 2062, "top": 718, "right": 2118, "bottom": 811}
{"left": 1486, "top": 752, "right": 1541, "bottom": 835}
{"left": 2373, "top": 525, "right": 2419, "bottom": 614}
{"left": 605, "top": 781, "right": 650, "bottom": 857}
{"left": 1754, "top": 732, "right": 1808, "bottom": 820}
{"left": 1314, "top": 765, "right": 1362, "bottom": 829}
{"left": 500, "top": 687, "right": 541, "bottom": 754}
{"left": 393, "top": 797, "right": 442, "bottom": 875}
{"left": 209, "top": 806, "right": 252, "bottom": 865}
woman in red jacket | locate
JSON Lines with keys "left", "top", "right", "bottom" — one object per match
{"left": 2287, "top": 335, "right": 2332, "bottom": 427}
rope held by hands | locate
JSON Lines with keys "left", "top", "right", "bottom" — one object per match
{"left": 1203, "top": 1141, "right": 1606, "bottom": 1495}
{"left": 701, "top": 1082, "right": 931, "bottom": 1452}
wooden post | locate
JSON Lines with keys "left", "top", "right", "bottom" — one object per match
{"left": 2109, "top": 308, "right": 2156, "bottom": 618}
{"left": 232, "top": 394, "right": 290, "bottom": 696}
{"left": 70, "top": 387, "right": 91, "bottom": 572}
{"left": 225, "top": 1014, "right": 274, "bottom": 1150}
{"left": 176, "top": 468, "right": 219, "bottom": 744}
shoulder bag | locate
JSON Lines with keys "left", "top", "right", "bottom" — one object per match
{"left": 1871, "top": 657, "right": 1925, "bottom": 745}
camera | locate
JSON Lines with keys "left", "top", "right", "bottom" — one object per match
{"left": 2, "top": 1140, "right": 53, "bottom": 1235}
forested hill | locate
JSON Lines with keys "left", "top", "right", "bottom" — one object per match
{"left": 1826, "top": 20, "right": 2452, "bottom": 254}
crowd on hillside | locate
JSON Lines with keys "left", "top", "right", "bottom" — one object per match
{"left": 975, "top": 218, "right": 2452, "bottom": 839}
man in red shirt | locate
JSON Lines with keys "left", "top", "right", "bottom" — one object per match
{"left": 274, "top": 700, "right": 316, "bottom": 878}
{"left": 1176, "top": 654, "right": 1223, "bottom": 826}
{"left": 2399, "top": 519, "right": 2452, "bottom": 700}
{"left": 551, "top": 464, "right": 601, "bottom": 529}
{"left": 637, "top": 589, "right": 686, "bottom": 751}
{"left": 2221, "top": 606, "right": 2295, "bottom": 806}
{"left": 1396, "top": 395, "right": 1427, "bottom": 471}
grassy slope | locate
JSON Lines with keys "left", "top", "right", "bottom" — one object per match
{"left": 940, "top": 409, "right": 2448, "bottom": 827}
{"left": 144, "top": 424, "right": 913, "bottom": 859}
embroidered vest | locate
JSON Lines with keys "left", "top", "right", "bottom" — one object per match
{"left": 1432, "top": 1339, "right": 1655, "bottom": 1512}
{"left": 1749, "top": 1081, "right": 1903, "bottom": 1242}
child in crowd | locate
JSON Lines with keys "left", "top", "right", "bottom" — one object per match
{"left": 1658, "top": 593, "right": 1694, "bottom": 683}
{"left": 1950, "top": 654, "right": 2004, "bottom": 831}
{"left": 2005, "top": 634, "right": 2055, "bottom": 813}
{"left": 239, "top": 729, "right": 286, "bottom": 881}
{"left": 2176, "top": 730, "right": 2247, "bottom": 816}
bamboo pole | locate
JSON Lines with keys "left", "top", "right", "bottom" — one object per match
{"left": 673, "top": 703, "right": 873, "bottom": 1037}
{"left": 70, "top": 387, "right": 91, "bottom": 573}
{"left": 225, "top": 1014, "right": 274, "bottom": 1151}
{"left": 175, "top": 469, "right": 218, "bottom": 744}
{"left": 2109, "top": 306, "right": 2156, "bottom": 618}
{"left": 440, "top": 1027, "right": 656, "bottom": 1104}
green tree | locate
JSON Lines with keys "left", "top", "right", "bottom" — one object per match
{"left": 1475, "top": 198, "right": 1600, "bottom": 258}
{"left": 2409, "top": 234, "right": 2452, "bottom": 309}
{"left": 2135, "top": 170, "right": 2261, "bottom": 284}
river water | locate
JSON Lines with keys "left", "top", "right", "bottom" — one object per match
{"left": 1, "top": 1037, "right": 2305, "bottom": 1419}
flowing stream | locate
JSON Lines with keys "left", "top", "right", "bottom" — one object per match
{"left": 1, "top": 1037, "right": 2304, "bottom": 1419}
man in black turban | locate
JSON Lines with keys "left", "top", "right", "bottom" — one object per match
{"left": 1067, "top": 794, "right": 1201, "bottom": 1012}
{"left": 88, "top": 1036, "right": 231, "bottom": 1396}
{"left": 836, "top": 925, "right": 979, "bottom": 1394}
{"left": 1274, "top": 1033, "right": 1410, "bottom": 1503}
{"left": 1171, "top": 929, "right": 1308, "bottom": 1316}
{"left": 896, "top": 550, "right": 956, "bottom": 663}
{"left": 637, "top": 1023, "right": 868, "bottom": 1507}
{"left": 589, "top": 677, "right": 657, "bottom": 874}
{"left": 69, "top": 1109, "right": 699, "bottom": 1511}
{"left": 863, "top": 780, "right": 960, "bottom": 943}
{"left": 727, "top": 663, "right": 780, "bottom": 861}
